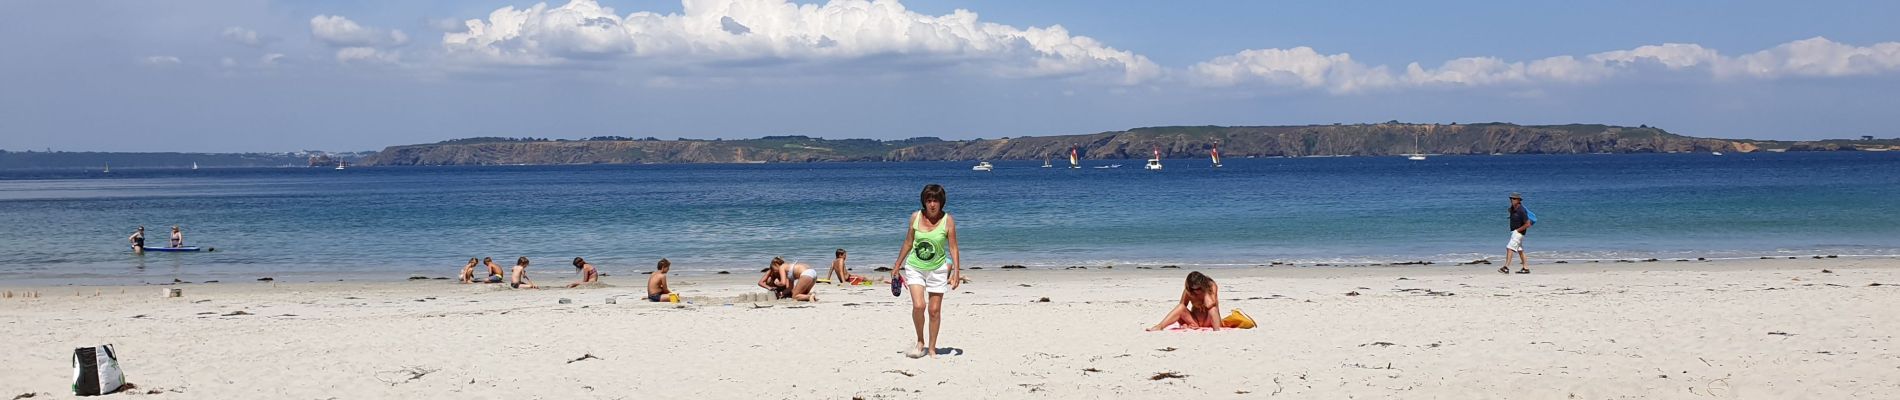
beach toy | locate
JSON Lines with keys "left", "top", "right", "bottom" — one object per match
{"left": 668, "top": 293, "right": 680, "bottom": 303}
{"left": 1221, "top": 309, "right": 1256, "bottom": 329}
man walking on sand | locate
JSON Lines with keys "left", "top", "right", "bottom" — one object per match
{"left": 1504, "top": 192, "right": 1533, "bottom": 274}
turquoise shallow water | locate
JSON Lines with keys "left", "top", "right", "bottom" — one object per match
{"left": 1, "top": 152, "right": 1897, "bottom": 284}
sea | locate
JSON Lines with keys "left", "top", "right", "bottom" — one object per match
{"left": 2, "top": 152, "right": 1897, "bottom": 285}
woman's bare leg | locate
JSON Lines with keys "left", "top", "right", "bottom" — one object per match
{"left": 1148, "top": 303, "right": 1191, "bottom": 331}
{"left": 926, "top": 292, "right": 945, "bottom": 358}
{"left": 792, "top": 276, "right": 818, "bottom": 301}
{"left": 908, "top": 284, "right": 927, "bottom": 356}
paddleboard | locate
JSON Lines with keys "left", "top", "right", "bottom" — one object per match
{"left": 141, "top": 246, "right": 202, "bottom": 252}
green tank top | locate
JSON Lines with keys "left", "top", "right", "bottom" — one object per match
{"left": 905, "top": 213, "right": 949, "bottom": 271}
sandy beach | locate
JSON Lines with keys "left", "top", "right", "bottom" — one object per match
{"left": 3, "top": 257, "right": 1898, "bottom": 399}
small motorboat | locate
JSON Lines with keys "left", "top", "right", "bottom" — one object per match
{"left": 971, "top": 161, "right": 993, "bottom": 172}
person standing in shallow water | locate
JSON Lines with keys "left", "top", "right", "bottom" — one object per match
{"left": 891, "top": 183, "right": 962, "bottom": 359}
{"left": 1504, "top": 192, "right": 1534, "bottom": 274}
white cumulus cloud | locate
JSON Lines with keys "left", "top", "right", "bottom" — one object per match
{"left": 336, "top": 47, "right": 400, "bottom": 64}
{"left": 222, "top": 26, "right": 270, "bottom": 47}
{"left": 440, "top": 0, "right": 1160, "bottom": 84}
{"left": 311, "top": 15, "right": 409, "bottom": 48}
{"left": 1190, "top": 37, "right": 1900, "bottom": 93}
{"left": 140, "top": 56, "right": 182, "bottom": 66}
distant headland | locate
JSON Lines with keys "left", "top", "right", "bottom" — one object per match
{"left": 358, "top": 123, "right": 1898, "bottom": 166}
{"left": 4, "top": 123, "right": 1894, "bottom": 169}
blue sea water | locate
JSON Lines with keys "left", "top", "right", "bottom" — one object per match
{"left": 1, "top": 152, "right": 1897, "bottom": 284}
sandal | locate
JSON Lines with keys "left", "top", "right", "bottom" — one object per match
{"left": 1516, "top": 268, "right": 1530, "bottom": 274}
{"left": 1497, "top": 266, "right": 1510, "bottom": 274}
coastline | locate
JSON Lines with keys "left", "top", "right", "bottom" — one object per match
{"left": 3, "top": 257, "right": 1896, "bottom": 398}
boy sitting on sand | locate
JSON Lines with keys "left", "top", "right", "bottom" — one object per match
{"left": 509, "top": 257, "right": 538, "bottom": 289}
{"left": 1148, "top": 271, "right": 1223, "bottom": 331}
{"left": 481, "top": 257, "right": 505, "bottom": 283}
{"left": 647, "top": 258, "right": 673, "bottom": 301}
{"left": 568, "top": 257, "right": 600, "bottom": 288}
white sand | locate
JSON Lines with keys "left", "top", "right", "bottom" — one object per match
{"left": 4, "top": 258, "right": 1899, "bottom": 399}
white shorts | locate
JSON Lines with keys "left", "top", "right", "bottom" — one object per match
{"left": 902, "top": 265, "right": 951, "bottom": 294}
{"left": 1506, "top": 231, "right": 1526, "bottom": 252}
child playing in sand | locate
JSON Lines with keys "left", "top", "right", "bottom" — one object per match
{"left": 1148, "top": 271, "right": 1222, "bottom": 331}
{"left": 459, "top": 258, "right": 480, "bottom": 283}
{"left": 892, "top": 184, "right": 962, "bottom": 358}
{"left": 509, "top": 257, "right": 538, "bottom": 289}
{"left": 481, "top": 257, "right": 505, "bottom": 283}
{"left": 826, "top": 248, "right": 865, "bottom": 285}
{"left": 568, "top": 257, "right": 599, "bottom": 288}
{"left": 647, "top": 258, "right": 673, "bottom": 302}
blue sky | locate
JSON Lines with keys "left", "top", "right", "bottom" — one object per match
{"left": 3, "top": 0, "right": 1898, "bottom": 152}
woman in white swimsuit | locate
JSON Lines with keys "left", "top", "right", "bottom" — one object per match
{"left": 767, "top": 257, "right": 818, "bottom": 302}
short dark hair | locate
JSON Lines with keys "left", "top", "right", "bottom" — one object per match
{"left": 572, "top": 257, "right": 586, "bottom": 268}
{"left": 516, "top": 256, "right": 530, "bottom": 267}
{"left": 483, "top": 257, "right": 492, "bottom": 263}
{"left": 1186, "top": 271, "right": 1214, "bottom": 292}
{"left": 919, "top": 184, "right": 946, "bottom": 210}
{"left": 771, "top": 256, "right": 785, "bottom": 267}
{"left": 836, "top": 248, "right": 847, "bottom": 257}
{"left": 657, "top": 258, "right": 670, "bottom": 270}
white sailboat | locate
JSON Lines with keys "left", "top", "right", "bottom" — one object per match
{"left": 1211, "top": 142, "right": 1223, "bottom": 168}
{"left": 335, "top": 160, "right": 346, "bottom": 170}
{"left": 1042, "top": 154, "right": 1052, "bottom": 168}
{"left": 1144, "top": 145, "right": 1164, "bottom": 170}
{"left": 103, "top": 162, "right": 110, "bottom": 174}
{"left": 1407, "top": 130, "right": 1428, "bottom": 161}
{"left": 1068, "top": 147, "right": 1081, "bottom": 169}
{"left": 191, "top": 162, "right": 199, "bottom": 170}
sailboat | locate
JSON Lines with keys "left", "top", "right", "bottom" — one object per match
{"left": 1407, "top": 133, "right": 1428, "bottom": 161}
{"left": 1042, "top": 154, "right": 1052, "bottom": 168}
{"left": 1068, "top": 147, "right": 1081, "bottom": 169}
{"left": 103, "top": 162, "right": 110, "bottom": 174}
{"left": 1211, "top": 142, "right": 1223, "bottom": 168}
{"left": 191, "top": 162, "right": 199, "bottom": 171}
{"left": 335, "top": 160, "right": 346, "bottom": 170}
{"left": 1144, "top": 145, "right": 1164, "bottom": 170}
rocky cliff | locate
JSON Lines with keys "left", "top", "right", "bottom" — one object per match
{"left": 361, "top": 123, "right": 1765, "bottom": 166}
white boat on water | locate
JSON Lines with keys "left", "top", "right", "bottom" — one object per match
{"left": 1068, "top": 147, "right": 1081, "bottom": 169}
{"left": 1712, "top": 152, "right": 1724, "bottom": 156}
{"left": 335, "top": 161, "right": 346, "bottom": 170}
{"left": 1144, "top": 145, "right": 1163, "bottom": 170}
{"left": 103, "top": 162, "right": 110, "bottom": 174}
{"left": 1041, "top": 155, "right": 1052, "bottom": 168}
{"left": 971, "top": 161, "right": 993, "bottom": 172}
{"left": 192, "top": 162, "right": 199, "bottom": 170}
{"left": 1093, "top": 164, "right": 1121, "bottom": 169}
{"left": 1406, "top": 131, "right": 1428, "bottom": 161}
{"left": 1210, "top": 142, "right": 1223, "bottom": 168}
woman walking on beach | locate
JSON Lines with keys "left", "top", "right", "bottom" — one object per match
{"left": 892, "top": 184, "right": 962, "bottom": 358}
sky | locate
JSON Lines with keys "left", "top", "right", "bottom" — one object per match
{"left": 2, "top": 0, "right": 1898, "bottom": 153}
